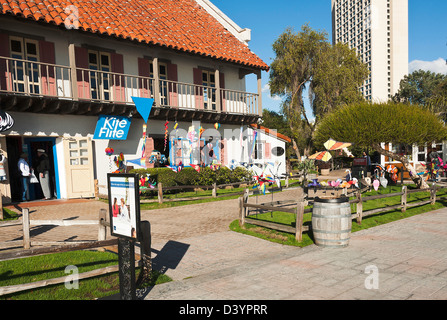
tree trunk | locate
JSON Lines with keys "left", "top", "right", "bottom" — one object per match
{"left": 292, "top": 139, "right": 301, "bottom": 160}
{"left": 372, "top": 143, "right": 429, "bottom": 189}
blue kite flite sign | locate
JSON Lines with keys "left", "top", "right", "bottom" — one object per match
{"left": 93, "top": 115, "right": 132, "bottom": 140}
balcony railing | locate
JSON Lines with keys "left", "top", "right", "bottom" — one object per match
{"left": 0, "top": 56, "right": 260, "bottom": 115}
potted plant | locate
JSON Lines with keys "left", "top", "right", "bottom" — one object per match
{"left": 297, "top": 159, "right": 317, "bottom": 183}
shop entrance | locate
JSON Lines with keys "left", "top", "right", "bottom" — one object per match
{"left": 6, "top": 137, "right": 59, "bottom": 202}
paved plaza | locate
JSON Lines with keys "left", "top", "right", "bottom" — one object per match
{"left": 1, "top": 186, "right": 447, "bottom": 300}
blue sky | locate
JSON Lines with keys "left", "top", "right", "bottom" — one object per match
{"left": 213, "top": 0, "right": 447, "bottom": 113}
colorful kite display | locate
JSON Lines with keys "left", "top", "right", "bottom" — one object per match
{"left": 252, "top": 174, "right": 275, "bottom": 195}
{"left": 324, "top": 138, "right": 352, "bottom": 151}
{"left": 113, "top": 152, "right": 125, "bottom": 173}
{"left": 308, "top": 150, "right": 332, "bottom": 162}
{"left": 139, "top": 173, "right": 156, "bottom": 193}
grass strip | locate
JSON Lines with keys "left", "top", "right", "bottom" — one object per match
{"left": 230, "top": 184, "right": 447, "bottom": 248}
{"left": 0, "top": 250, "right": 171, "bottom": 300}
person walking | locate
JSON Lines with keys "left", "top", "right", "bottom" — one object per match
{"left": 36, "top": 148, "right": 52, "bottom": 200}
{"left": 18, "top": 153, "right": 30, "bottom": 201}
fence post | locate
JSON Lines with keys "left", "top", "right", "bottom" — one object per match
{"left": 430, "top": 183, "right": 436, "bottom": 205}
{"left": 239, "top": 196, "right": 245, "bottom": 227}
{"left": 212, "top": 183, "right": 217, "bottom": 198}
{"left": 94, "top": 179, "right": 99, "bottom": 200}
{"left": 295, "top": 201, "right": 305, "bottom": 242}
{"left": 98, "top": 208, "right": 107, "bottom": 245}
{"left": 356, "top": 191, "right": 363, "bottom": 225}
{"left": 401, "top": 185, "right": 407, "bottom": 212}
{"left": 22, "top": 208, "right": 30, "bottom": 249}
{"left": 285, "top": 176, "right": 289, "bottom": 188}
{"left": 158, "top": 182, "right": 163, "bottom": 204}
{"left": 136, "top": 220, "right": 152, "bottom": 287}
{"left": 0, "top": 188, "right": 3, "bottom": 220}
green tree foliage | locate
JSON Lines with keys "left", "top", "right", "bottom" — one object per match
{"left": 269, "top": 25, "right": 369, "bottom": 157}
{"left": 310, "top": 42, "right": 369, "bottom": 120}
{"left": 314, "top": 101, "right": 447, "bottom": 188}
{"left": 393, "top": 70, "right": 447, "bottom": 106}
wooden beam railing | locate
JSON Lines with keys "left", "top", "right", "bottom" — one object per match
{"left": 0, "top": 56, "right": 260, "bottom": 116}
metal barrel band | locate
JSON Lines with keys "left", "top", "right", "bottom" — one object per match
{"left": 312, "top": 228, "right": 352, "bottom": 234}
{"left": 313, "top": 237, "right": 351, "bottom": 243}
{"left": 311, "top": 213, "right": 352, "bottom": 219}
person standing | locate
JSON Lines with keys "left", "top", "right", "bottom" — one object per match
{"left": 36, "top": 148, "right": 52, "bottom": 200}
{"left": 363, "top": 151, "right": 371, "bottom": 175}
{"left": 18, "top": 153, "right": 30, "bottom": 201}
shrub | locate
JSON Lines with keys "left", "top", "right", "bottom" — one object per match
{"left": 129, "top": 166, "right": 252, "bottom": 188}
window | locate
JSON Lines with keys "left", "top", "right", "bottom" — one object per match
{"left": 392, "top": 144, "right": 413, "bottom": 161}
{"left": 88, "top": 50, "right": 111, "bottom": 101}
{"left": 202, "top": 70, "right": 216, "bottom": 111}
{"left": 254, "top": 140, "right": 264, "bottom": 160}
{"left": 10, "top": 36, "right": 40, "bottom": 94}
{"left": 140, "top": 59, "right": 168, "bottom": 105}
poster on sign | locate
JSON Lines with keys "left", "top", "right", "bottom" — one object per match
{"left": 107, "top": 173, "right": 140, "bottom": 240}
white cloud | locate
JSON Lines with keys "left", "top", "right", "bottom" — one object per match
{"left": 262, "top": 83, "right": 270, "bottom": 93}
{"left": 409, "top": 58, "right": 447, "bottom": 74}
{"left": 262, "top": 83, "right": 282, "bottom": 101}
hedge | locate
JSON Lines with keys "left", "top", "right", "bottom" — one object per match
{"left": 129, "top": 166, "right": 252, "bottom": 189}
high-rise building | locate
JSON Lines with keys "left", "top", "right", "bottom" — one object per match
{"left": 331, "top": 0, "right": 408, "bottom": 102}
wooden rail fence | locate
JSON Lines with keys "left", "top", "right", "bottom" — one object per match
{"left": 239, "top": 183, "right": 443, "bottom": 243}
{"left": 95, "top": 174, "right": 302, "bottom": 204}
{"left": 0, "top": 208, "right": 152, "bottom": 297}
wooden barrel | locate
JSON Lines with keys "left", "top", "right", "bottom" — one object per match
{"left": 312, "top": 196, "right": 352, "bottom": 248}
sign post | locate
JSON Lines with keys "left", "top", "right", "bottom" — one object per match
{"left": 107, "top": 173, "right": 141, "bottom": 300}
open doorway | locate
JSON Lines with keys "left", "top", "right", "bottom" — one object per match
{"left": 6, "top": 137, "right": 59, "bottom": 202}
{"left": 25, "top": 138, "right": 58, "bottom": 200}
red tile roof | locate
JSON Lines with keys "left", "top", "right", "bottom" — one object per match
{"left": 250, "top": 124, "right": 291, "bottom": 143}
{"left": 1, "top": 0, "right": 269, "bottom": 71}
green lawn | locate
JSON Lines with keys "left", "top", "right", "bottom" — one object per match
{"left": 1, "top": 208, "right": 20, "bottom": 221}
{"left": 230, "top": 184, "right": 447, "bottom": 247}
{"left": 0, "top": 250, "right": 171, "bottom": 300}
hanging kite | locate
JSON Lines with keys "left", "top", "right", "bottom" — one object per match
{"left": 113, "top": 152, "right": 125, "bottom": 173}
{"left": 308, "top": 150, "right": 332, "bottom": 162}
{"left": 105, "top": 147, "right": 114, "bottom": 172}
{"left": 129, "top": 96, "right": 154, "bottom": 169}
{"left": 164, "top": 120, "right": 169, "bottom": 151}
{"left": 141, "top": 123, "right": 147, "bottom": 167}
{"left": 324, "top": 138, "right": 353, "bottom": 157}
{"left": 249, "top": 130, "right": 258, "bottom": 159}
{"left": 199, "top": 126, "right": 205, "bottom": 138}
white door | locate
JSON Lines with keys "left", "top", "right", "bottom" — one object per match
{"left": 64, "top": 137, "right": 95, "bottom": 198}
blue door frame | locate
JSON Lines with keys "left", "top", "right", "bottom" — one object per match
{"left": 23, "top": 137, "right": 60, "bottom": 199}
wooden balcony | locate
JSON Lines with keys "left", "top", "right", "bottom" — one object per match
{"left": 0, "top": 56, "right": 261, "bottom": 124}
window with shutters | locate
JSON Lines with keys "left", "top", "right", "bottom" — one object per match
{"left": 202, "top": 70, "right": 216, "bottom": 110}
{"left": 9, "top": 36, "right": 40, "bottom": 94}
{"left": 142, "top": 60, "right": 168, "bottom": 105}
{"left": 88, "top": 50, "right": 111, "bottom": 101}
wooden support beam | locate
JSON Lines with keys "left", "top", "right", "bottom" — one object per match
{"left": 17, "top": 97, "right": 33, "bottom": 112}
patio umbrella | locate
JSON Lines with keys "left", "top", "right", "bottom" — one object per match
{"left": 308, "top": 150, "right": 332, "bottom": 162}
{"left": 324, "top": 138, "right": 352, "bottom": 151}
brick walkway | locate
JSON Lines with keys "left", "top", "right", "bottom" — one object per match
{"left": 1, "top": 184, "right": 447, "bottom": 300}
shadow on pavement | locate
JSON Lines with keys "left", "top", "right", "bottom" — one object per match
{"left": 113, "top": 240, "right": 190, "bottom": 300}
